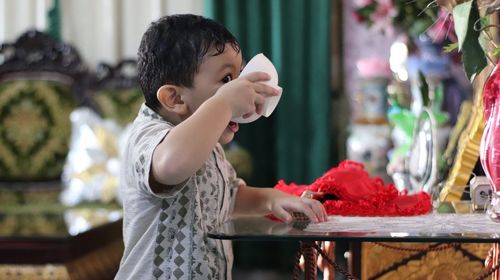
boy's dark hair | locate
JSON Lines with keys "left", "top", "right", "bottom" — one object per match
{"left": 137, "top": 14, "right": 240, "bottom": 111}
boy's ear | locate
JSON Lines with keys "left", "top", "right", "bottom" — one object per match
{"left": 156, "top": 85, "right": 189, "bottom": 115}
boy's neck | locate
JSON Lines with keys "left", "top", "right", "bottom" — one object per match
{"left": 157, "top": 107, "right": 183, "bottom": 125}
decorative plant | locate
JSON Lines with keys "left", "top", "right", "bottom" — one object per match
{"left": 352, "top": 0, "right": 440, "bottom": 38}
{"left": 352, "top": 0, "right": 496, "bottom": 81}
{"left": 442, "top": 0, "right": 500, "bottom": 79}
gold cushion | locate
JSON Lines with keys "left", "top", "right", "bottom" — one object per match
{"left": 0, "top": 80, "right": 75, "bottom": 181}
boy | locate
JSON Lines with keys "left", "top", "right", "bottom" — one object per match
{"left": 115, "top": 14, "right": 327, "bottom": 280}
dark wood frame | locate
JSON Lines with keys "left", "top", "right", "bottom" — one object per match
{"left": 91, "top": 59, "right": 138, "bottom": 91}
{"left": 0, "top": 220, "right": 121, "bottom": 264}
{"left": 0, "top": 29, "right": 88, "bottom": 102}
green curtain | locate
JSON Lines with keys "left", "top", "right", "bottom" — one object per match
{"left": 205, "top": 0, "right": 331, "bottom": 186}
{"left": 47, "top": 0, "right": 61, "bottom": 41}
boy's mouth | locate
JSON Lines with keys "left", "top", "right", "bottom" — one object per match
{"left": 228, "top": 121, "right": 239, "bottom": 133}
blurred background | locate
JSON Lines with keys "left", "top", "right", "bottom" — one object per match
{"left": 0, "top": 0, "right": 488, "bottom": 279}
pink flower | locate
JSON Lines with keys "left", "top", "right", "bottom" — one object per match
{"left": 426, "top": 8, "right": 458, "bottom": 43}
{"left": 356, "top": 57, "right": 392, "bottom": 78}
{"left": 354, "top": 0, "right": 374, "bottom": 7}
{"left": 373, "top": 0, "right": 398, "bottom": 18}
{"left": 352, "top": 11, "right": 366, "bottom": 23}
{"left": 370, "top": 0, "right": 398, "bottom": 36}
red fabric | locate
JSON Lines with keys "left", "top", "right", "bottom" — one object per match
{"left": 274, "top": 160, "right": 432, "bottom": 216}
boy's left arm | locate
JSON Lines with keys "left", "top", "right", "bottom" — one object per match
{"left": 233, "top": 185, "right": 328, "bottom": 223}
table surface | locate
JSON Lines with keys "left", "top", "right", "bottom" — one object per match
{"left": 208, "top": 213, "right": 500, "bottom": 243}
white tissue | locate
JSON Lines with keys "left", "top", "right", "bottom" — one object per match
{"left": 231, "top": 53, "right": 282, "bottom": 123}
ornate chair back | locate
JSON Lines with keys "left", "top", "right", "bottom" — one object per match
{"left": 0, "top": 30, "right": 87, "bottom": 183}
{"left": 88, "top": 59, "right": 143, "bottom": 126}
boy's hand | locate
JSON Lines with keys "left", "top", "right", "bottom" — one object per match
{"left": 269, "top": 194, "right": 328, "bottom": 224}
{"left": 214, "top": 72, "right": 280, "bottom": 119}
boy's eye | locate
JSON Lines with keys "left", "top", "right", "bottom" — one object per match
{"left": 221, "top": 75, "right": 232, "bottom": 83}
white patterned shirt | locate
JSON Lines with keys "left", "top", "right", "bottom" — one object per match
{"left": 115, "top": 104, "right": 242, "bottom": 280}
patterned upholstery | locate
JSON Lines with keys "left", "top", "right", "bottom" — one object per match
{"left": 0, "top": 30, "right": 87, "bottom": 183}
{"left": 88, "top": 59, "right": 143, "bottom": 125}
{"left": 0, "top": 31, "right": 123, "bottom": 278}
{"left": 362, "top": 242, "right": 490, "bottom": 279}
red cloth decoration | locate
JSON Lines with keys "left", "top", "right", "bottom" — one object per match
{"left": 275, "top": 160, "right": 432, "bottom": 216}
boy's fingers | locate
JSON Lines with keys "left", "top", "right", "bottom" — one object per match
{"left": 319, "top": 201, "right": 328, "bottom": 221}
{"left": 254, "top": 93, "right": 266, "bottom": 105}
{"left": 301, "top": 190, "right": 325, "bottom": 199}
{"left": 315, "top": 202, "right": 328, "bottom": 222}
{"left": 273, "top": 207, "right": 293, "bottom": 223}
{"left": 301, "top": 192, "right": 328, "bottom": 221}
{"left": 241, "top": 112, "right": 253, "bottom": 118}
{"left": 239, "top": 94, "right": 265, "bottom": 118}
{"left": 243, "top": 71, "right": 271, "bottom": 82}
{"left": 255, "top": 103, "right": 263, "bottom": 115}
{"left": 256, "top": 94, "right": 266, "bottom": 115}
{"left": 302, "top": 198, "right": 327, "bottom": 222}
{"left": 312, "top": 200, "right": 327, "bottom": 222}
{"left": 287, "top": 203, "right": 318, "bottom": 223}
{"left": 253, "top": 83, "right": 280, "bottom": 96}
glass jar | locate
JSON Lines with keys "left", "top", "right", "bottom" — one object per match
{"left": 480, "top": 64, "right": 500, "bottom": 222}
{"left": 354, "top": 77, "right": 389, "bottom": 124}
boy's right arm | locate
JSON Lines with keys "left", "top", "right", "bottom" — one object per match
{"left": 151, "top": 72, "right": 279, "bottom": 187}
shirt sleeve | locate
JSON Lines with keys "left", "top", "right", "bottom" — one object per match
{"left": 130, "top": 120, "right": 189, "bottom": 198}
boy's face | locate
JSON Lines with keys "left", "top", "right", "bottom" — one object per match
{"left": 180, "top": 43, "right": 243, "bottom": 144}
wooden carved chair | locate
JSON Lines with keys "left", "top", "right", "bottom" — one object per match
{"left": 87, "top": 59, "right": 143, "bottom": 126}
{"left": 0, "top": 30, "right": 122, "bottom": 280}
{"left": 0, "top": 29, "right": 87, "bottom": 185}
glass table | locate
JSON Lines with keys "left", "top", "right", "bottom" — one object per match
{"left": 208, "top": 213, "right": 500, "bottom": 279}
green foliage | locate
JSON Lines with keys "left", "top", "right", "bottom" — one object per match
{"left": 443, "top": 43, "right": 458, "bottom": 53}
{"left": 355, "top": 3, "right": 377, "bottom": 27}
{"left": 393, "top": 0, "right": 437, "bottom": 37}
{"left": 418, "top": 71, "right": 430, "bottom": 107}
{"left": 453, "top": 1, "right": 473, "bottom": 50}
{"left": 352, "top": 0, "right": 438, "bottom": 36}
{"left": 452, "top": 0, "right": 487, "bottom": 81}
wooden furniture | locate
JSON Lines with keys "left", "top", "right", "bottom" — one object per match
{"left": 0, "top": 208, "right": 123, "bottom": 280}
{"left": 87, "top": 59, "right": 143, "bottom": 125}
{"left": 361, "top": 242, "right": 490, "bottom": 279}
{"left": 0, "top": 30, "right": 123, "bottom": 280}
{"left": 0, "top": 29, "right": 87, "bottom": 183}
